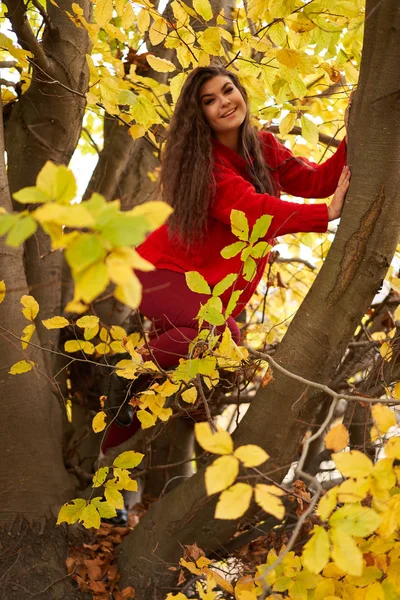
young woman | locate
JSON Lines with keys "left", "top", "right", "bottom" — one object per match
{"left": 135, "top": 65, "right": 350, "bottom": 368}
{"left": 102, "top": 65, "right": 350, "bottom": 453}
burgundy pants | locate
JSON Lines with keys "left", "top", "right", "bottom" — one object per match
{"left": 102, "top": 269, "right": 240, "bottom": 452}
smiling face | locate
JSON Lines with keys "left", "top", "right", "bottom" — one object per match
{"left": 199, "top": 75, "right": 247, "bottom": 147}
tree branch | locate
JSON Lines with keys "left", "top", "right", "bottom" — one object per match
{"left": 267, "top": 125, "right": 341, "bottom": 148}
{"left": 4, "top": 0, "right": 50, "bottom": 72}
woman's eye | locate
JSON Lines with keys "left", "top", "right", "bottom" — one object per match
{"left": 205, "top": 99, "right": 214, "bottom": 105}
{"left": 225, "top": 87, "right": 233, "bottom": 94}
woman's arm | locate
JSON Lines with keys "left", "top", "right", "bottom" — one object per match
{"left": 261, "top": 131, "right": 347, "bottom": 199}
{"left": 211, "top": 163, "right": 329, "bottom": 238}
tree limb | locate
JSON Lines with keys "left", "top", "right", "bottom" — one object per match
{"left": 4, "top": 0, "right": 51, "bottom": 72}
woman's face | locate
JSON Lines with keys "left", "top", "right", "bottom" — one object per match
{"left": 199, "top": 75, "right": 247, "bottom": 136}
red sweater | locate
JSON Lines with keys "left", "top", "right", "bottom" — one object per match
{"left": 137, "top": 131, "right": 347, "bottom": 317}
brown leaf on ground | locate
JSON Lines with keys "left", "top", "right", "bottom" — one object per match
{"left": 183, "top": 542, "right": 205, "bottom": 562}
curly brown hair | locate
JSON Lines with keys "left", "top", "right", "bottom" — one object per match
{"left": 160, "top": 66, "right": 275, "bottom": 245}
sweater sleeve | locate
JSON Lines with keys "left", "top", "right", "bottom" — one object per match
{"left": 211, "top": 163, "right": 328, "bottom": 239}
{"left": 262, "top": 132, "right": 347, "bottom": 199}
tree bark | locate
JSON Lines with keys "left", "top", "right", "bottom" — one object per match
{"left": 117, "top": 1, "right": 400, "bottom": 595}
{"left": 0, "top": 90, "right": 81, "bottom": 600}
{"left": 4, "top": 0, "right": 91, "bottom": 364}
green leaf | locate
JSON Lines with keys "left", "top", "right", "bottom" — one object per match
{"left": 65, "top": 234, "right": 106, "bottom": 274}
{"left": 230, "top": 210, "right": 249, "bottom": 241}
{"left": 57, "top": 498, "right": 87, "bottom": 525}
{"left": 243, "top": 256, "right": 257, "bottom": 281}
{"left": 251, "top": 241, "right": 271, "bottom": 259}
{"left": 92, "top": 466, "right": 109, "bottom": 488}
{"left": 302, "top": 526, "right": 330, "bottom": 574}
{"left": 91, "top": 498, "right": 117, "bottom": 519}
{"left": 185, "top": 271, "right": 211, "bottom": 295}
{"left": 99, "top": 214, "right": 149, "bottom": 247}
{"left": 249, "top": 215, "right": 273, "bottom": 243}
{"left": 224, "top": 289, "right": 242, "bottom": 319}
{"left": 329, "top": 505, "right": 381, "bottom": 537}
{"left": 6, "top": 216, "right": 37, "bottom": 247}
{"left": 197, "top": 296, "right": 225, "bottom": 326}
{"left": 212, "top": 274, "right": 237, "bottom": 297}
{"left": 113, "top": 451, "right": 145, "bottom": 469}
{"left": 220, "top": 241, "right": 247, "bottom": 259}
{"left": 13, "top": 187, "right": 49, "bottom": 205}
{"left": 79, "top": 502, "right": 101, "bottom": 529}
{"left": 0, "top": 213, "right": 18, "bottom": 236}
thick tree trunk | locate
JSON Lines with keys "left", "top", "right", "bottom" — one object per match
{"left": 0, "top": 93, "right": 80, "bottom": 599}
{"left": 117, "top": 2, "right": 400, "bottom": 595}
{"left": 4, "top": 0, "right": 90, "bottom": 364}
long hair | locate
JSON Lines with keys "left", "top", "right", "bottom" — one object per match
{"left": 160, "top": 65, "right": 275, "bottom": 245}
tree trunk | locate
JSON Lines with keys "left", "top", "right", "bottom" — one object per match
{"left": 4, "top": 0, "right": 90, "bottom": 363}
{"left": 0, "top": 91, "right": 82, "bottom": 600}
{"left": 117, "top": 1, "right": 400, "bottom": 595}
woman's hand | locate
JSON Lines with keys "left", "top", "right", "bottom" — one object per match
{"left": 328, "top": 165, "right": 351, "bottom": 221}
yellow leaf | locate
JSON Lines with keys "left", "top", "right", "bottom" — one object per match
{"left": 21, "top": 295, "right": 39, "bottom": 321}
{"left": 180, "top": 558, "right": 201, "bottom": 575}
{"left": 384, "top": 436, "right": 400, "bottom": 460}
{"left": 279, "top": 112, "right": 296, "bottom": 136}
{"left": 205, "top": 455, "right": 239, "bottom": 495}
{"left": 84, "top": 326, "right": 99, "bottom": 341}
{"left": 110, "top": 325, "right": 127, "bottom": 340}
{"left": 104, "top": 484, "right": 125, "bottom": 509}
{"left": 325, "top": 423, "right": 349, "bottom": 452}
{"left": 114, "top": 274, "right": 142, "bottom": 310}
{"left": 0, "top": 280, "right": 5, "bottom": 304}
{"left": 317, "top": 487, "right": 338, "bottom": 521}
{"left": 115, "top": 359, "right": 139, "bottom": 379}
{"left": 95, "top": 0, "right": 113, "bottom": 26}
{"left": 80, "top": 502, "right": 101, "bottom": 529}
{"left": 301, "top": 115, "right": 319, "bottom": 146}
{"left": 113, "top": 451, "right": 144, "bottom": 469}
{"left": 332, "top": 450, "right": 373, "bottom": 479}
{"left": 128, "top": 124, "right": 146, "bottom": 139}
{"left": 254, "top": 484, "right": 285, "bottom": 520}
{"left": 314, "top": 578, "right": 335, "bottom": 600}
{"left": 64, "top": 340, "right": 95, "bottom": 354}
{"left": 193, "top": 0, "right": 213, "bottom": 20}
{"left": 95, "top": 342, "right": 110, "bottom": 354}
{"left": 76, "top": 315, "right": 100, "bottom": 329}
{"left": 330, "top": 529, "right": 363, "bottom": 576}
{"left": 57, "top": 498, "right": 86, "bottom": 525}
{"left": 130, "top": 200, "right": 173, "bottom": 230}
{"left": 121, "top": 2, "right": 135, "bottom": 28}
{"left": 195, "top": 422, "right": 233, "bottom": 455}
{"left": 92, "top": 411, "right": 107, "bottom": 433}
{"left": 371, "top": 404, "right": 396, "bottom": 436}
{"left": 393, "top": 381, "right": 400, "bottom": 399}
{"left": 147, "top": 54, "right": 176, "bottom": 73}
{"left": 181, "top": 387, "right": 198, "bottom": 404}
{"left": 302, "top": 526, "right": 330, "bottom": 574}
{"left": 137, "top": 8, "right": 150, "bottom": 33}
{"left": 42, "top": 316, "right": 70, "bottom": 329}
{"left": 235, "top": 576, "right": 258, "bottom": 600}
{"left": 21, "top": 324, "right": 35, "bottom": 349}
{"left": 149, "top": 17, "right": 168, "bottom": 46}
{"left": 215, "top": 483, "right": 253, "bottom": 520}
{"left": 365, "top": 582, "right": 384, "bottom": 600}
{"left": 276, "top": 48, "right": 300, "bottom": 69}
{"left": 9, "top": 359, "right": 35, "bottom": 375}
{"left": 380, "top": 341, "right": 393, "bottom": 362}
{"left": 137, "top": 409, "right": 157, "bottom": 429}
{"left": 169, "top": 72, "right": 187, "bottom": 105}
{"left": 337, "top": 477, "right": 370, "bottom": 503}
{"left": 234, "top": 445, "right": 269, "bottom": 467}
{"left": 329, "top": 504, "right": 381, "bottom": 537}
